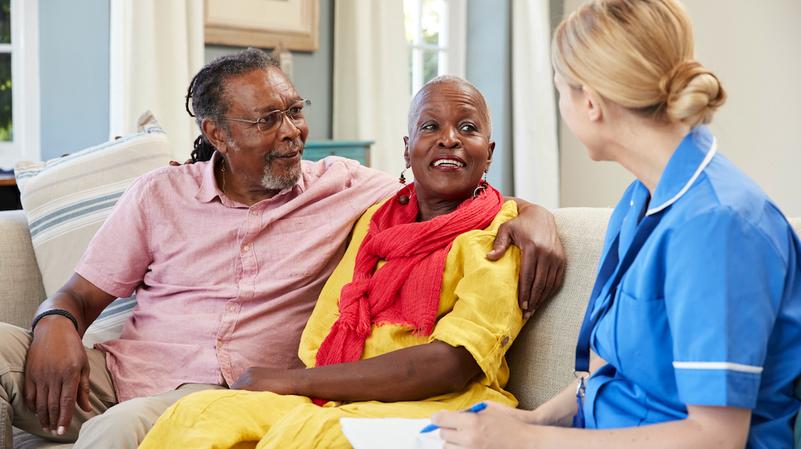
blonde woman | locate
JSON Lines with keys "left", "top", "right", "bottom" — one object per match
{"left": 434, "top": 1, "right": 801, "bottom": 448}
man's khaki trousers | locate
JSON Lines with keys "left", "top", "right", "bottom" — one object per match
{"left": 0, "top": 322, "right": 223, "bottom": 449}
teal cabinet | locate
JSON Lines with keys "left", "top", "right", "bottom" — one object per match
{"left": 303, "top": 140, "right": 373, "bottom": 166}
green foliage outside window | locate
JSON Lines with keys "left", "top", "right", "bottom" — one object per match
{"left": 0, "top": 0, "right": 12, "bottom": 142}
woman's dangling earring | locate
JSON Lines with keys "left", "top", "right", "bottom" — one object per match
{"left": 473, "top": 170, "right": 488, "bottom": 198}
{"left": 398, "top": 167, "right": 410, "bottom": 205}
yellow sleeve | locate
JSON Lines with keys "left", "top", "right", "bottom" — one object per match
{"left": 429, "top": 201, "right": 523, "bottom": 386}
{"left": 298, "top": 202, "right": 383, "bottom": 368}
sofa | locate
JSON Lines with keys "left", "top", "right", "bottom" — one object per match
{"left": 3, "top": 206, "right": 800, "bottom": 448}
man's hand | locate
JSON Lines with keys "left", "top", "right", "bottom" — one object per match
{"left": 229, "top": 367, "right": 299, "bottom": 395}
{"left": 488, "top": 202, "right": 565, "bottom": 317}
{"left": 24, "top": 317, "right": 92, "bottom": 436}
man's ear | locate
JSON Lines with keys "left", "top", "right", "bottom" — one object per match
{"left": 201, "top": 118, "right": 227, "bottom": 155}
{"left": 403, "top": 136, "right": 411, "bottom": 168}
{"left": 584, "top": 88, "right": 604, "bottom": 123}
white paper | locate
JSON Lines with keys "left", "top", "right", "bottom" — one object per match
{"left": 340, "top": 418, "right": 444, "bottom": 449}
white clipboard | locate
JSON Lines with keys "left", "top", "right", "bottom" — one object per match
{"left": 340, "top": 418, "right": 444, "bottom": 449}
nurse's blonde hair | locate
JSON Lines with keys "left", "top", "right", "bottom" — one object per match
{"left": 552, "top": 0, "right": 726, "bottom": 127}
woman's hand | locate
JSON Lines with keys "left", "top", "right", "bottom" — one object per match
{"left": 433, "top": 404, "right": 541, "bottom": 449}
{"left": 489, "top": 200, "right": 566, "bottom": 317}
{"left": 434, "top": 402, "right": 752, "bottom": 449}
{"left": 467, "top": 401, "right": 540, "bottom": 424}
{"left": 229, "top": 367, "right": 299, "bottom": 395}
{"left": 231, "top": 342, "right": 478, "bottom": 403}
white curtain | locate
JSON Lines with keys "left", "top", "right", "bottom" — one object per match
{"left": 109, "top": 0, "right": 205, "bottom": 161}
{"left": 333, "top": 0, "right": 410, "bottom": 177}
{"left": 512, "top": 0, "right": 560, "bottom": 208}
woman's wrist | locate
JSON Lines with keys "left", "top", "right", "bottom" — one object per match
{"left": 528, "top": 389, "right": 579, "bottom": 427}
{"left": 528, "top": 406, "right": 559, "bottom": 426}
{"left": 292, "top": 367, "right": 315, "bottom": 397}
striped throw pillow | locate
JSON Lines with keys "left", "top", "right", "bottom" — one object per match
{"left": 15, "top": 113, "right": 172, "bottom": 346}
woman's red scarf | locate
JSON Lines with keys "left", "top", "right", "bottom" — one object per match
{"left": 315, "top": 183, "right": 503, "bottom": 368}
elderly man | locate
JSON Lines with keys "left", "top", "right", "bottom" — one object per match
{"left": 0, "top": 48, "right": 564, "bottom": 449}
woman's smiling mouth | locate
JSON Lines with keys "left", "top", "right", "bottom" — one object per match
{"left": 431, "top": 157, "right": 466, "bottom": 170}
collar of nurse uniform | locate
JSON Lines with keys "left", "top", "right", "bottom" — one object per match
{"left": 645, "top": 125, "right": 717, "bottom": 216}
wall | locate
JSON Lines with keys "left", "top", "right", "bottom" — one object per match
{"left": 38, "top": 0, "right": 333, "bottom": 164}
{"left": 39, "top": 0, "right": 110, "bottom": 160}
{"left": 558, "top": 0, "right": 801, "bottom": 216}
{"left": 466, "top": 0, "right": 512, "bottom": 194}
{"left": 205, "top": 0, "right": 334, "bottom": 140}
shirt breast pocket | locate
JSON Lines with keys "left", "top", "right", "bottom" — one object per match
{"left": 265, "top": 214, "right": 339, "bottom": 278}
{"left": 612, "top": 289, "right": 669, "bottom": 379}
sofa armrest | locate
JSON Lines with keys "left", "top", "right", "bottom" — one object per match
{"left": 0, "top": 209, "right": 46, "bottom": 328}
{"left": 506, "top": 207, "right": 611, "bottom": 410}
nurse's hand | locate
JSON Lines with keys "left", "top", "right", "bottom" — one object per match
{"left": 464, "top": 401, "right": 538, "bottom": 423}
{"left": 432, "top": 407, "right": 540, "bottom": 449}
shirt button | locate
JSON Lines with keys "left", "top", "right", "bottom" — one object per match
{"left": 250, "top": 210, "right": 258, "bottom": 216}
{"left": 242, "top": 244, "right": 251, "bottom": 252}
{"left": 500, "top": 336, "right": 510, "bottom": 347}
{"left": 216, "top": 339, "right": 223, "bottom": 349}
{"left": 226, "top": 304, "right": 236, "bottom": 312}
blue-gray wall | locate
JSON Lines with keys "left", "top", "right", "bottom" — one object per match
{"left": 38, "top": 0, "right": 333, "bottom": 162}
{"left": 205, "top": 0, "right": 334, "bottom": 140}
{"left": 37, "top": 0, "right": 512, "bottom": 168}
{"left": 465, "top": 0, "right": 512, "bottom": 195}
{"left": 39, "top": 0, "right": 110, "bottom": 160}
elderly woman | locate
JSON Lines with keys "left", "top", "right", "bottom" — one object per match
{"left": 434, "top": 1, "right": 801, "bottom": 448}
{"left": 138, "top": 76, "right": 526, "bottom": 448}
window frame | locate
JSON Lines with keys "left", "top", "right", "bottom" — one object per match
{"left": 406, "top": 0, "right": 467, "bottom": 95}
{"left": 0, "top": 0, "right": 40, "bottom": 169}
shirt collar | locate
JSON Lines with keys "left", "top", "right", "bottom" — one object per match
{"left": 196, "top": 151, "right": 224, "bottom": 203}
{"left": 195, "top": 151, "right": 308, "bottom": 204}
{"left": 645, "top": 125, "right": 717, "bottom": 216}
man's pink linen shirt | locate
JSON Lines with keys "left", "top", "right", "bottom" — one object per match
{"left": 75, "top": 155, "right": 397, "bottom": 402}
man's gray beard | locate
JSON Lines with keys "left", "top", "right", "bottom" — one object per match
{"left": 226, "top": 137, "right": 301, "bottom": 191}
{"left": 261, "top": 161, "right": 301, "bottom": 191}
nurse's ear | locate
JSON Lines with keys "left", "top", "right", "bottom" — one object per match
{"left": 582, "top": 86, "right": 605, "bottom": 123}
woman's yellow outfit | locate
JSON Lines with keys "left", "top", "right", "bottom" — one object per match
{"left": 138, "top": 200, "right": 523, "bottom": 449}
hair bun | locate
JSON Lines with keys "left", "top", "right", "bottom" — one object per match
{"left": 659, "top": 60, "right": 726, "bottom": 126}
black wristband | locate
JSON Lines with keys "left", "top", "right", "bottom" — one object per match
{"left": 31, "top": 309, "right": 79, "bottom": 334}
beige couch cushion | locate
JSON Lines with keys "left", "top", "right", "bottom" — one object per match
{"left": 506, "top": 207, "right": 611, "bottom": 410}
{"left": 0, "top": 210, "right": 46, "bottom": 329}
{"left": 14, "top": 114, "right": 172, "bottom": 347}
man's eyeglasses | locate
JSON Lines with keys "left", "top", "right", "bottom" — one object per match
{"left": 224, "top": 99, "right": 311, "bottom": 133}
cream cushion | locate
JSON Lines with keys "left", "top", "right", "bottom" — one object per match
{"left": 14, "top": 113, "right": 172, "bottom": 347}
{"left": 506, "top": 207, "right": 611, "bottom": 409}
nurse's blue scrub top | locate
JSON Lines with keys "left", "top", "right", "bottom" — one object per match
{"left": 584, "top": 126, "right": 801, "bottom": 448}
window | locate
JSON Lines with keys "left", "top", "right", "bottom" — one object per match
{"left": 404, "top": 0, "right": 466, "bottom": 96}
{"left": 0, "top": 0, "right": 39, "bottom": 169}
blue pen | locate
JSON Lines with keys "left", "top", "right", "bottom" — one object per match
{"left": 419, "top": 402, "right": 488, "bottom": 433}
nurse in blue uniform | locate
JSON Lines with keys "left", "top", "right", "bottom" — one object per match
{"left": 434, "top": 1, "right": 801, "bottom": 448}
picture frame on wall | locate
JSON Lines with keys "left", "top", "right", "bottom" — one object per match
{"left": 205, "top": 0, "right": 319, "bottom": 52}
